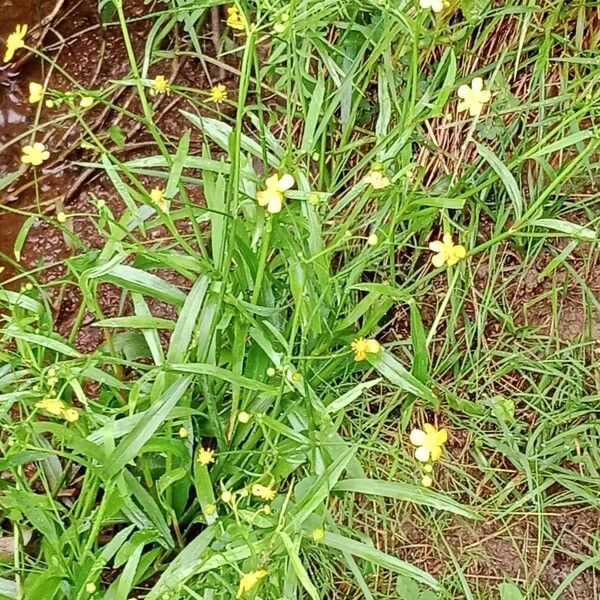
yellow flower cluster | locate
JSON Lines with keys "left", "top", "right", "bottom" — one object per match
{"left": 35, "top": 397, "right": 78, "bottom": 422}
{"left": 409, "top": 423, "right": 448, "bottom": 487}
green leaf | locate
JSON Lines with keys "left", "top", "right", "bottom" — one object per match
{"left": 107, "top": 124, "right": 126, "bottom": 148}
{"left": 477, "top": 143, "right": 523, "bottom": 220}
{"left": 93, "top": 316, "right": 176, "bottom": 329}
{"left": 103, "top": 376, "right": 192, "bottom": 478}
{"left": 530, "top": 218, "right": 596, "bottom": 241}
{"left": 370, "top": 351, "right": 437, "bottom": 406}
{"left": 165, "top": 130, "right": 190, "bottom": 199}
{"left": 334, "top": 479, "right": 476, "bottom": 518}
{"left": 166, "top": 275, "right": 210, "bottom": 364}
{"left": 6, "top": 330, "right": 80, "bottom": 358}
{"left": 279, "top": 532, "right": 320, "bottom": 600}
{"left": 145, "top": 527, "right": 215, "bottom": 599}
{"left": 169, "top": 363, "right": 271, "bottom": 392}
{"left": 321, "top": 532, "right": 439, "bottom": 589}
{"left": 499, "top": 581, "right": 524, "bottom": 600}
{"left": 100, "top": 264, "right": 187, "bottom": 306}
{"left": 530, "top": 130, "right": 593, "bottom": 158}
{"left": 300, "top": 75, "right": 326, "bottom": 153}
{"left": 409, "top": 300, "right": 429, "bottom": 384}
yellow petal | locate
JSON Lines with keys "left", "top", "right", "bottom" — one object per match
{"left": 267, "top": 194, "right": 282, "bottom": 214}
{"left": 457, "top": 84, "right": 470, "bottom": 99}
{"left": 409, "top": 429, "right": 427, "bottom": 446}
{"left": 436, "top": 428, "right": 448, "bottom": 444}
{"left": 472, "top": 77, "right": 483, "bottom": 92}
{"left": 480, "top": 90, "right": 491, "bottom": 103}
{"left": 469, "top": 104, "right": 482, "bottom": 117}
{"left": 423, "top": 423, "right": 436, "bottom": 435}
{"left": 256, "top": 190, "right": 268, "bottom": 207}
{"left": 265, "top": 174, "right": 280, "bottom": 191}
{"left": 415, "top": 446, "right": 430, "bottom": 463}
{"left": 430, "top": 446, "right": 443, "bottom": 461}
{"left": 365, "top": 339, "right": 381, "bottom": 354}
{"left": 429, "top": 240, "right": 444, "bottom": 253}
{"left": 431, "top": 253, "right": 446, "bottom": 268}
{"left": 277, "top": 173, "right": 294, "bottom": 191}
{"left": 453, "top": 244, "right": 466, "bottom": 259}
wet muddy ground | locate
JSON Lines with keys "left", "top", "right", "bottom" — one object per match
{"left": 1, "top": 1, "right": 599, "bottom": 598}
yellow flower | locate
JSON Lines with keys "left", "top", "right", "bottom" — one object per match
{"left": 178, "top": 426, "right": 188, "bottom": 438}
{"left": 36, "top": 398, "right": 78, "bottom": 422}
{"left": 149, "top": 187, "right": 168, "bottom": 212}
{"left": 409, "top": 423, "right": 448, "bottom": 463}
{"left": 3, "top": 24, "right": 27, "bottom": 63}
{"left": 197, "top": 447, "right": 215, "bottom": 466}
{"left": 236, "top": 570, "right": 267, "bottom": 598}
{"left": 150, "top": 75, "right": 170, "bottom": 96}
{"left": 57, "top": 212, "right": 67, "bottom": 223}
{"left": 419, "top": 0, "right": 443, "bottom": 12}
{"left": 350, "top": 338, "right": 381, "bottom": 361}
{"left": 429, "top": 233, "right": 466, "bottom": 267}
{"left": 80, "top": 96, "right": 94, "bottom": 108}
{"left": 36, "top": 397, "right": 65, "bottom": 416}
{"left": 28, "top": 82, "right": 43, "bottom": 103}
{"left": 238, "top": 411, "right": 250, "bottom": 423}
{"left": 221, "top": 490, "right": 232, "bottom": 503}
{"left": 208, "top": 84, "right": 228, "bottom": 104}
{"left": 312, "top": 528, "right": 324, "bottom": 542}
{"left": 21, "top": 142, "right": 50, "bottom": 166}
{"left": 251, "top": 483, "right": 276, "bottom": 501}
{"left": 226, "top": 6, "right": 246, "bottom": 31}
{"left": 457, "top": 77, "right": 491, "bottom": 117}
{"left": 256, "top": 173, "right": 295, "bottom": 214}
{"left": 85, "top": 582, "right": 96, "bottom": 593}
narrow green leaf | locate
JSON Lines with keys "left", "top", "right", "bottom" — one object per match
{"left": 279, "top": 532, "right": 320, "bottom": 600}
{"left": 165, "top": 130, "right": 190, "bottom": 199}
{"left": 477, "top": 143, "right": 523, "bottom": 219}
{"left": 103, "top": 376, "right": 192, "bottom": 478}
{"left": 321, "top": 532, "right": 439, "bottom": 589}
{"left": 334, "top": 479, "right": 476, "bottom": 518}
{"left": 145, "top": 527, "right": 215, "bottom": 600}
{"left": 370, "top": 351, "right": 437, "bottom": 406}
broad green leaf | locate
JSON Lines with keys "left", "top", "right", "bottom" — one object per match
{"left": 499, "top": 581, "right": 524, "bottom": 600}
{"left": 531, "top": 218, "right": 596, "bottom": 241}
{"left": 100, "top": 264, "right": 187, "bottom": 306}
{"left": 334, "top": 479, "right": 476, "bottom": 518}
{"left": 321, "top": 532, "right": 438, "bottom": 589}
{"left": 93, "top": 316, "right": 176, "bottom": 329}
{"left": 166, "top": 275, "right": 210, "bottom": 364}
{"left": 279, "top": 532, "right": 319, "bottom": 600}
{"left": 103, "top": 376, "right": 192, "bottom": 478}
{"left": 145, "top": 527, "right": 215, "bottom": 599}
{"left": 370, "top": 351, "right": 437, "bottom": 406}
{"left": 6, "top": 330, "right": 80, "bottom": 358}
